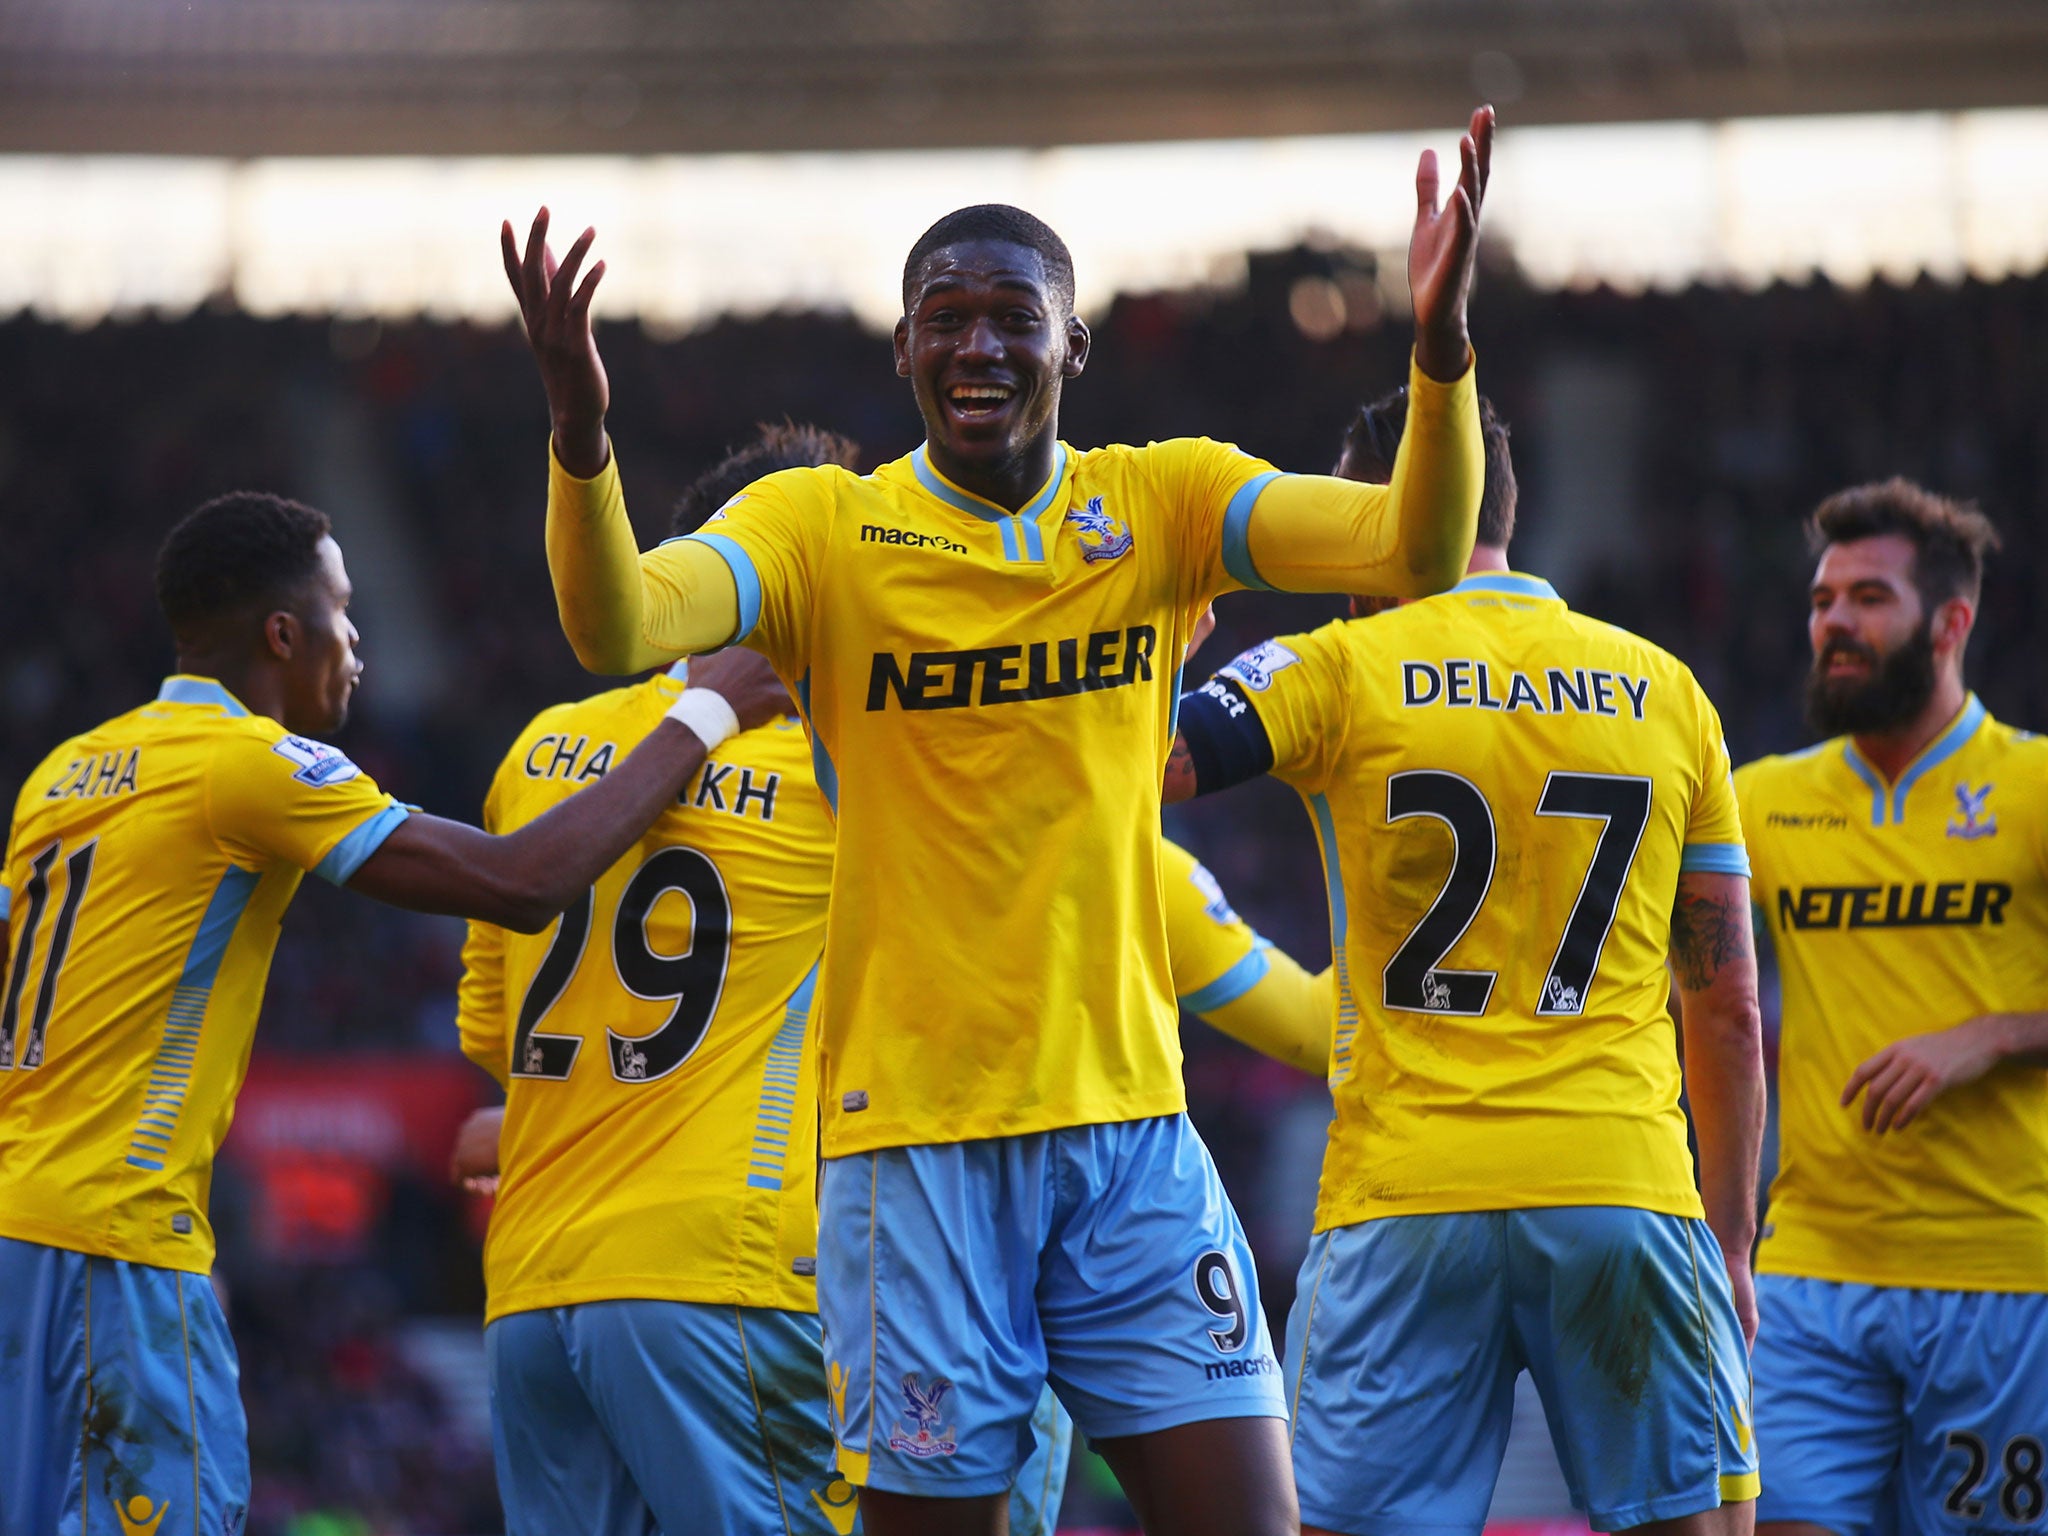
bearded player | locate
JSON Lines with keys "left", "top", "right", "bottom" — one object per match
{"left": 1736, "top": 481, "right": 2048, "bottom": 1535}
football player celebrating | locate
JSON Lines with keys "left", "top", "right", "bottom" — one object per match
{"left": 0, "top": 493, "right": 785, "bottom": 1536}
{"left": 1736, "top": 482, "right": 2048, "bottom": 1535}
{"left": 1170, "top": 389, "right": 1766, "bottom": 1535}
{"left": 506, "top": 106, "right": 1489, "bottom": 1534}
{"left": 454, "top": 424, "right": 857, "bottom": 1536}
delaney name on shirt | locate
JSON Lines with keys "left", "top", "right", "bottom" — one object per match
{"left": 1400, "top": 659, "right": 1651, "bottom": 721}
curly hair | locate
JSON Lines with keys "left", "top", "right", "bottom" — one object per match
{"left": 155, "top": 492, "right": 332, "bottom": 639}
{"left": 670, "top": 423, "right": 861, "bottom": 539}
{"left": 902, "top": 204, "right": 1075, "bottom": 316}
{"left": 1808, "top": 478, "right": 2001, "bottom": 608}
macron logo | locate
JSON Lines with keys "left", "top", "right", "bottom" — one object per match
{"left": 861, "top": 524, "right": 966, "bottom": 555}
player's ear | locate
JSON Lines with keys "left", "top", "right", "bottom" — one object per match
{"left": 262, "top": 609, "right": 297, "bottom": 662}
{"left": 1934, "top": 594, "right": 1976, "bottom": 654}
{"left": 893, "top": 316, "right": 912, "bottom": 378}
{"left": 1063, "top": 314, "right": 1090, "bottom": 379}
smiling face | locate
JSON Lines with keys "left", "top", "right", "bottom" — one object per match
{"left": 893, "top": 238, "right": 1088, "bottom": 484}
{"left": 1804, "top": 533, "right": 1962, "bottom": 736}
{"left": 273, "top": 535, "right": 364, "bottom": 737}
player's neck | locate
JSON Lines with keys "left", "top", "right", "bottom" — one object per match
{"left": 172, "top": 650, "right": 286, "bottom": 725}
{"left": 924, "top": 432, "right": 1060, "bottom": 515}
{"left": 1850, "top": 671, "right": 1970, "bottom": 783}
{"left": 1467, "top": 545, "right": 1510, "bottom": 575}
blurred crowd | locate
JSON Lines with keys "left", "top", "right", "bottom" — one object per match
{"left": 3, "top": 255, "right": 2043, "bottom": 1532}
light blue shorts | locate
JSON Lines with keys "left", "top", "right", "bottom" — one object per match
{"left": 1754, "top": 1274, "right": 2048, "bottom": 1534}
{"left": 1285, "top": 1207, "right": 1759, "bottom": 1535}
{"left": 487, "top": 1300, "right": 856, "bottom": 1536}
{"left": 1010, "top": 1386, "right": 1077, "bottom": 1535}
{"left": 819, "top": 1114, "right": 1284, "bottom": 1498}
{"left": 0, "top": 1234, "right": 248, "bottom": 1536}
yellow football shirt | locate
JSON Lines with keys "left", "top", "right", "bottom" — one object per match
{"left": 1738, "top": 698, "right": 2048, "bottom": 1291}
{"left": 672, "top": 438, "right": 1277, "bottom": 1155}
{"left": 457, "top": 667, "right": 834, "bottom": 1321}
{"left": 1228, "top": 574, "right": 1748, "bottom": 1229}
{"left": 0, "top": 677, "right": 410, "bottom": 1271}
{"left": 547, "top": 362, "right": 1479, "bottom": 1157}
{"left": 1159, "top": 837, "right": 1326, "bottom": 1075}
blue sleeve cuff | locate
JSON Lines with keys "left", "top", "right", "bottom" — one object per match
{"left": 1220, "top": 471, "right": 1283, "bottom": 592}
{"left": 684, "top": 532, "right": 763, "bottom": 646}
{"left": 0, "top": 885, "right": 10, "bottom": 922}
{"left": 1680, "top": 842, "right": 1751, "bottom": 877}
{"left": 1178, "top": 939, "right": 1273, "bottom": 1016}
{"left": 315, "top": 803, "right": 412, "bottom": 885}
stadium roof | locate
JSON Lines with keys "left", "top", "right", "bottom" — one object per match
{"left": 4, "top": 0, "right": 2047, "bottom": 157}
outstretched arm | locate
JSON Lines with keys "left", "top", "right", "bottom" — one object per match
{"left": 346, "top": 651, "right": 786, "bottom": 931}
{"left": 504, "top": 210, "right": 743, "bottom": 670}
{"left": 1237, "top": 108, "right": 1493, "bottom": 599}
{"left": 1670, "top": 869, "right": 1766, "bottom": 1345}
{"left": 1198, "top": 958, "right": 1332, "bottom": 1078}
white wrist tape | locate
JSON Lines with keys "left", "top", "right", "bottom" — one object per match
{"left": 664, "top": 688, "right": 740, "bottom": 751}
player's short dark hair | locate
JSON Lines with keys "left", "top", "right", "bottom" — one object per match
{"left": 670, "top": 423, "right": 861, "bottom": 538}
{"left": 1808, "top": 478, "right": 2001, "bottom": 609}
{"left": 1340, "top": 388, "right": 1518, "bottom": 548}
{"left": 901, "top": 204, "right": 1076, "bottom": 316}
{"left": 155, "top": 491, "right": 333, "bottom": 639}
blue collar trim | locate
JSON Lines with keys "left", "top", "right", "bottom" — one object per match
{"left": 1888, "top": 694, "right": 1987, "bottom": 825}
{"left": 157, "top": 676, "right": 250, "bottom": 717}
{"left": 1452, "top": 572, "right": 1559, "bottom": 601}
{"left": 911, "top": 443, "right": 1068, "bottom": 524}
{"left": 1840, "top": 743, "right": 1887, "bottom": 827}
{"left": 1841, "top": 694, "right": 1987, "bottom": 826}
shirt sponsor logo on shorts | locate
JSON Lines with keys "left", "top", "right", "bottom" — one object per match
{"left": 116, "top": 1496, "right": 168, "bottom": 1536}
{"left": 810, "top": 1477, "right": 860, "bottom": 1535}
{"left": 1203, "top": 1353, "right": 1279, "bottom": 1382}
{"left": 886, "top": 1373, "right": 960, "bottom": 1459}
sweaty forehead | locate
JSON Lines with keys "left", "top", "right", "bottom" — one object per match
{"left": 910, "top": 240, "right": 1050, "bottom": 305}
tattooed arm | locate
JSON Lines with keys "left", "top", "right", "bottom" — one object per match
{"left": 1670, "top": 869, "right": 1766, "bottom": 1345}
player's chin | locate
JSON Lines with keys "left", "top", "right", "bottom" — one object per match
{"left": 933, "top": 392, "right": 1025, "bottom": 454}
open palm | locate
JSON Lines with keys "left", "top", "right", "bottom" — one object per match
{"left": 1409, "top": 106, "right": 1494, "bottom": 382}
{"left": 501, "top": 206, "right": 612, "bottom": 477}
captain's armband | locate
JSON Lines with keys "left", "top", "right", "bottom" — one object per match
{"left": 1177, "top": 673, "right": 1275, "bottom": 796}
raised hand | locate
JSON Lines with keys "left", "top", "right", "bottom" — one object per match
{"left": 501, "top": 207, "right": 611, "bottom": 477}
{"left": 1409, "top": 105, "right": 1494, "bottom": 383}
